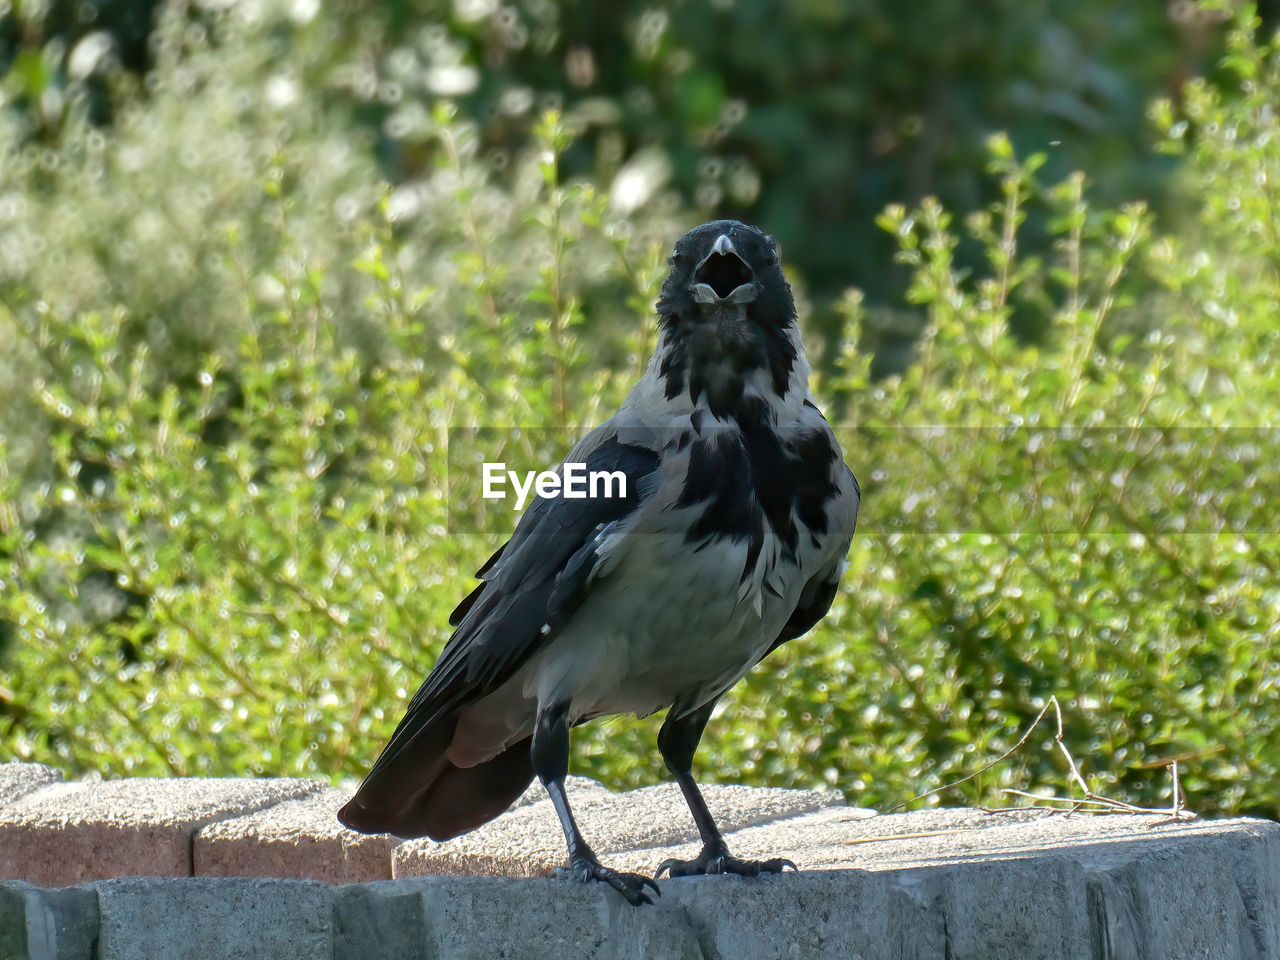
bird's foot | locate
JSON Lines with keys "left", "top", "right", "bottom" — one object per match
{"left": 656, "top": 843, "right": 798, "bottom": 879}
{"left": 561, "top": 852, "right": 661, "bottom": 906}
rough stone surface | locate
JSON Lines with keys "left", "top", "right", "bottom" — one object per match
{"left": 194, "top": 786, "right": 398, "bottom": 884}
{"left": 0, "top": 778, "right": 322, "bottom": 886}
{"left": 414, "top": 875, "right": 703, "bottom": 960}
{"left": 616, "top": 804, "right": 1263, "bottom": 874}
{"left": 94, "top": 877, "right": 331, "bottom": 960}
{"left": 2, "top": 768, "right": 1279, "bottom": 960}
{"left": 393, "top": 781, "right": 842, "bottom": 878}
{"left": 391, "top": 813, "right": 1280, "bottom": 960}
{"left": 0, "top": 880, "right": 99, "bottom": 960}
{"left": 331, "top": 881, "right": 429, "bottom": 960}
{"left": 672, "top": 868, "right": 935, "bottom": 960}
{"left": 626, "top": 808, "right": 1280, "bottom": 960}
{"left": 0, "top": 763, "right": 64, "bottom": 808}
{"left": 612, "top": 803, "right": 878, "bottom": 875}
{"left": 1083, "top": 820, "right": 1280, "bottom": 960}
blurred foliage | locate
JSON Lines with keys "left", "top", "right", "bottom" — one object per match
{"left": 733, "top": 104, "right": 1280, "bottom": 818}
{"left": 0, "top": 2, "right": 680, "bottom": 475}
{"left": 0, "top": 0, "right": 1223, "bottom": 348}
{"left": 2, "top": 0, "right": 1280, "bottom": 826}
{"left": 0, "top": 105, "right": 675, "bottom": 774}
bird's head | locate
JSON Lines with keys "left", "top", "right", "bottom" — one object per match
{"left": 659, "top": 219, "right": 788, "bottom": 314}
{"left": 652, "top": 220, "right": 801, "bottom": 417}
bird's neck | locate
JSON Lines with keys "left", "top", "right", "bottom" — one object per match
{"left": 638, "top": 324, "right": 812, "bottom": 428}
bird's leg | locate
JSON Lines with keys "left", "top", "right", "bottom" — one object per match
{"left": 531, "top": 701, "right": 660, "bottom": 905}
{"left": 655, "top": 700, "right": 798, "bottom": 879}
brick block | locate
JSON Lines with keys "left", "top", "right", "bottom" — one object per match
{"left": 94, "top": 877, "right": 330, "bottom": 960}
{"left": 331, "top": 880, "right": 428, "bottom": 960}
{"left": 413, "top": 875, "right": 702, "bottom": 960}
{"left": 0, "top": 778, "right": 321, "bottom": 886}
{"left": 195, "top": 786, "right": 398, "bottom": 884}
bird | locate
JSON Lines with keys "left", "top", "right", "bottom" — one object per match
{"left": 338, "top": 219, "right": 860, "bottom": 906}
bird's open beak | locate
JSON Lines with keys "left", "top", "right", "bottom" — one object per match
{"left": 692, "top": 234, "right": 757, "bottom": 304}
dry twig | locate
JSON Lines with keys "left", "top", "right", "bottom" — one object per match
{"left": 888, "top": 695, "right": 1197, "bottom": 823}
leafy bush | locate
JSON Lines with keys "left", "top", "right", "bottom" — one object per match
{"left": 0, "top": 1, "right": 679, "bottom": 776}
{"left": 0, "top": 97, "right": 675, "bottom": 777}
{"left": 1, "top": 0, "right": 1207, "bottom": 322}
{"left": 0, "top": 5, "right": 680, "bottom": 471}
{"left": 724, "top": 21, "right": 1280, "bottom": 817}
{"left": 2, "top": 7, "right": 1279, "bottom": 821}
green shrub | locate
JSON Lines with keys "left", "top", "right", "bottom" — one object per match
{"left": 0, "top": 99, "right": 676, "bottom": 778}
{"left": 0, "top": 7, "right": 680, "bottom": 476}
{"left": 723, "top": 20, "right": 1280, "bottom": 817}
{"left": 1, "top": 0, "right": 1203, "bottom": 321}
{"left": 2, "top": 7, "right": 1278, "bottom": 821}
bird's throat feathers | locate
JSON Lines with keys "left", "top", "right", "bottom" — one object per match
{"left": 651, "top": 300, "right": 806, "bottom": 424}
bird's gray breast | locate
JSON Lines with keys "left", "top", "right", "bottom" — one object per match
{"left": 546, "top": 411, "right": 846, "bottom": 715}
{"left": 532, "top": 528, "right": 798, "bottom": 721}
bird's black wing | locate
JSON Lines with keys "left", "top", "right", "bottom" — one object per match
{"left": 760, "top": 558, "right": 843, "bottom": 662}
{"left": 759, "top": 461, "right": 859, "bottom": 661}
{"left": 359, "top": 433, "right": 659, "bottom": 781}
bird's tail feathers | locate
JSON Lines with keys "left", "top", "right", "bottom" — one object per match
{"left": 338, "top": 711, "right": 534, "bottom": 841}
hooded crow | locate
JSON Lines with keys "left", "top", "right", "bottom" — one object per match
{"left": 338, "top": 219, "right": 860, "bottom": 905}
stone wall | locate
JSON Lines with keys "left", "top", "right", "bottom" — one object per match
{"left": 1, "top": 761, "right": 1278, "bottom": 959}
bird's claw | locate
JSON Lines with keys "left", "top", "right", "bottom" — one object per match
{"left": 563, "top": 855, "right": 661, "bottom": 906}
{"left": 656, "top": 851, "right": 799, "bottom": 879}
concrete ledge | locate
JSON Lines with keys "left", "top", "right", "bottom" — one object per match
{"left": 4, "top": 816, "right": 1280, "bottom": 960}
{"left": 1, "top": 763, "right": 1278, "bottom": 958}
{"left": 0, "top": 763, "right": 63, "bottom": 807}
{"left": 393, "top": 781, "right": 844, "bottom": 879}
